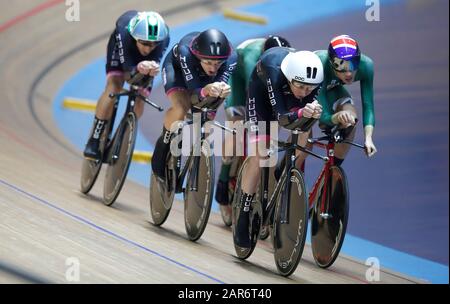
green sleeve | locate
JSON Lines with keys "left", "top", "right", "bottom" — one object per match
{"left": 318, "top": 85, "right": 335, "bottom": 126}
{"left": 315, "top": 50, "right": 335, "bottom": 126}
{"left": 359, "top": 55, "right": 375, "bottom": 127}
{"left": 242, "top": 45, "right": 263, "bottom": 88}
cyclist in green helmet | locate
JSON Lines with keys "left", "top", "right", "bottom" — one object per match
{"left": 83, "top": 10, "right": 170, "bottom": 160}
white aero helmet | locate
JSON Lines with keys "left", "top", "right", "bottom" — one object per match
{"left": 128, "top": 11, "right": 169, "bottom": 42}
{"left": 280, "top": 51, "right": 324, "bottom": 85}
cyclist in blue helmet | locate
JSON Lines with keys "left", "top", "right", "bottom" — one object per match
{"left": 315, "top": 34, "right": 377, "bottom": 166}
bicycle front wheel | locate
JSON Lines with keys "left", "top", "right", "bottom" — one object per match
{"left": 103, "top": 112, "right": 137, "bottom": 206}
{"left": 80, "top": 158, "right": 102, "bottom": 194}
{"left": 273, "top": 168, "right": 309, "bottom": 277}
{"left": 311, "top": 166, "right": 349, "bottom": 268}
{"left": 149, "top": 153, "right": 177, "bottom": 226}
{"left": 184, "top": 141, "right": 214, "bottom": 241}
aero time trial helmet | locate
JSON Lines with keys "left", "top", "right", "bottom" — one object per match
{"left": 128, "top": 11, "right": 169, "bottom": 42}
{"left": 263, "top": 35, "right": 291, "bottom": 51}
{"left": 190, "top": 29, "right": 232, "bottom": 59}
{"left": 281, "top": 51, "right": 324, "bottom": 85}
{"left": 328, "top": 34, "right": 361, "bottom": 72}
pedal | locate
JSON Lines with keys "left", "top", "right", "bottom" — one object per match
{"left": 320, "top": 212, "right": 333, "bottom": 219}
{"left": 84, "top": 156, "right": 100, "bottom": 162}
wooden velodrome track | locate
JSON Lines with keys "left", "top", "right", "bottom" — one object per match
{"left": 0, "top": 0, "right": 423, "bottom": 283}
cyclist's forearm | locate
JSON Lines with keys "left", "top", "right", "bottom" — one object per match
{"left": 364, "top": 125, "right": 374, "bottom": 140}
{"left": 330, "top": 112, "right": 340, "bottom": 125}
{"left": 123, "top": 70, "right": 133, "bottom": 83}
{"left": 318, "top": 96, "right": 334, "bottom": 126}
{"left": 318, "top": 114, "right": 334, "bottom": 127}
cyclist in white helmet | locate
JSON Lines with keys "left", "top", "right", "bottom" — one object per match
{"left": 84, "top": 10, "right": 170, "bottom": 160}
{"left": 234, "top": 47, "right": 324, "bottom": 248}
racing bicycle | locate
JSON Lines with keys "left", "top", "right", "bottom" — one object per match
{"left": 149, "top": 98, "right": 234, "bottom": 241}
{"left": 80, "top": 84, "right": 163, "bottom": 206}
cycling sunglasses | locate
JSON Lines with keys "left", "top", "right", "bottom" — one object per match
{"left": 290, "top": 80, "right": 319, "bottom": 90}
{"left": 199, "top": 58, "right": 227, "bottom": 66}
{"left": 137, "top": 40, "right": 160, "bottom": 47}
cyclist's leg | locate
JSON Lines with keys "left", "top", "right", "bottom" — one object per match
{"left": 328, "top": 86, "right": 357, "bottom": 165}
{"left": 294, "top": 129, "right": 313, "bottom": 172}
{"left": 84, "top": 34, "right": 125, "bottom": 160}
{"left": 240, "top": 77, "right": 270, "bottom": 196}
{"left": 151, "top": 57, "right": 190, "bottom": 180}
{"left": 96, "top": 33, "right": 126, "bottom": 120}
{"left": 234, "top": 76, "right": 270, "bottom": 247}
{"left": 216, "top": 71, "right": 246, "bottom": 206}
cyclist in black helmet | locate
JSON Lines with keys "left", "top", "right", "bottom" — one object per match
{"left": 151, "top": 29, "right": 237, "bottom": 182}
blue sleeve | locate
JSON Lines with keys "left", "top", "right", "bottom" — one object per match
{"left": 216, "top": 50, "right": 238, "bottom": 84}
{"left": 116, "top": 29, "right": 135, "bottom": 72}
{"left": 265, "top": 67, "right": 289, "bottom": 120}
{"left": 177, "top": 44, "right": 204, "bottom": 93}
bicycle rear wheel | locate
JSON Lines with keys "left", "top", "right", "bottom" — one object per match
{"left": 311, "top": 166, "right": 349, "bottom": 268}
{"left": 231, "top": 157, "right": 261, "bottom": 260}
{"left": 149, "top": 153, "right": 177, "bottom": 226}
{"left": 80, "top": 121, "right": 111, "bottom": 194}
{"left": 273, "top": 168, "right": 308, "bottom": 276}
{"left": 103, "top": 113, "right": 137, "bottom": 206}
{"left": 184, "top": 141, "right": 214, "bottom": 241}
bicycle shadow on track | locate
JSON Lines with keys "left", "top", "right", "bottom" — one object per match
{"left": 144, "top": 221, "right": 203, "bottom": 244}
{"left": 230, "top": 256, "right": 310, "bottom": 283}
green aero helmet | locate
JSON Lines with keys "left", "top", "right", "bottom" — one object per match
{"left": 128, "top": 11, "right": 169, "bottom": 42}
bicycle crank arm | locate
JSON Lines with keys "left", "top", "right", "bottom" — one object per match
{"left": 294, "top": 144, "right": 329, "bottom": 162}
{"left": 212, "top": 121, "right": 236, "bottom": 134}
{"left": 143, "top": 98, "right": 164, "bottom": 112}
{"left": 108, "top": 91, "right": 130, "bottom": 98}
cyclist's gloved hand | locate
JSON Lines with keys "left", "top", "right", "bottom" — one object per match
{"left": 137, "top": 60, "right": 160, "bottom": 77}
{"left": 218, "top": 82, "right": 231, "bottom": 99}
{"left": 365, "top": 137, "right": 377, "bottom": 157}
{"left": 202, "top": 82, "right": 226, "bottom": 98}
{"left": 333, "top": 110, "right": 356, "bottom": 127}
{"left": 300, "top": 100, "right": 322, "bottom": 119}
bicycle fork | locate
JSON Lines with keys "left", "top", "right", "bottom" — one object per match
{"left": 309, "top": 144, "right": 335, "bottom": 219}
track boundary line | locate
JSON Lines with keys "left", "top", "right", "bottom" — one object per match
{"left": 0, "top": 178, "right": 226, "bottom": 284}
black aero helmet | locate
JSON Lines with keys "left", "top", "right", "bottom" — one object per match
{"left": 263, "top": 35, "right": 291, "bottom": 51}
{"left": 190, "top": 29, "right": 232, "bottom": 59}
{"left": 264, "top": 35, "right": 291, "bottom": 51}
